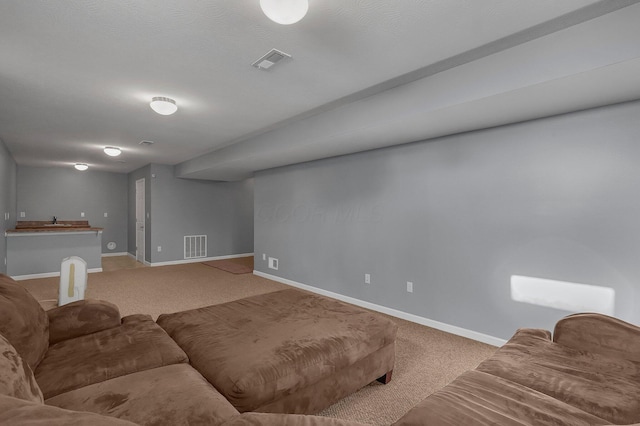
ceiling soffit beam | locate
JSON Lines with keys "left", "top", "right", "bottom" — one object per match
{"left": 176, "top": 0, "right": 640, "bottom": 181}
{"left": 179, "top": 62, "right": 640, "bottom": 182}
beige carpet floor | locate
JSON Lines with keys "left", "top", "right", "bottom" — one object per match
{"left": 21, "top": 260, "right": 497, "bottom": 425}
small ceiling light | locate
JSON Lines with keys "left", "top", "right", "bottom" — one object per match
{"left": 103, "top": 146, "right": 122, "bottom": 157}
{"left": 260, "top": 0, "right": 308, "bottom": 25}
{"left": 74, "top": 163, "right": 89, "bottom": 171}
{"left": 150, "top": 96, "right": 177, "bottom": 115}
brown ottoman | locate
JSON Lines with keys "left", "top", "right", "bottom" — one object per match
{"left": 157, "top": 288, "right": 397, "bottom": 414}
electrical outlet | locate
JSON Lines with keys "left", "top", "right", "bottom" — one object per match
{"left": 268, "top": 257, "right": 279, "bottom": 270}
{"left": 20, "top": 212, "right": 25, "bottom": 218}
{"left": 407, "top": 281, "right": 414, "bottom": 293}
{"left": 365, "top": 274, "right": 371, "bottom": 284}
{"left": 157, "top": 246, "right": 162, "bottom": 252}
{"left": 80, "top": 212, "right": 85, "bottom": 217}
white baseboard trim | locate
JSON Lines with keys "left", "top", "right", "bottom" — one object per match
{"left": 101, "top": 252, "right": 128, "bottom": 257}
{"left": 253, "top": 270, "right": 507, "bottom": 347}
{"left": 149, "top": 252, "right": 254, "bottom": 267}
{"left": 12, "top": 268, "right": 103, "bottom": 281}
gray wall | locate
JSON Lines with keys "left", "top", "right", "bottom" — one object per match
{"left": 148, "top": 164, "right": 253, "bottom": 263}
{"left": 127, "top": 165, "right": 151, "bottom": 263}
{"left": 0, "top": 139, "right": 17, "bottom": 274}
{"left": 127, "top": 164, "right": 253, "bottom": 264}
{"left": 17, "top": 166, "right": 128, "bottom": 254}
{"left": 254, "top": 100, "right": 640, "bottom": 340}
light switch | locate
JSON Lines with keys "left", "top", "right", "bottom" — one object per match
{"left": 80, "top": 212, "right": 85, "bottom": 217}
{"left": 104, "top": 212, "right": 108, "bottom": 217}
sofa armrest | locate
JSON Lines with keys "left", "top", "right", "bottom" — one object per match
{"left": 47, "top": 299, "right": 121, "bottom": 345}
{"left": 553, "top": 313, "right": 640, "bottom": 361}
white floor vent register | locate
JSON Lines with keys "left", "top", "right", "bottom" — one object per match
{"left": 184, "top": 235, "right": 207, "bottom": 259}
{"left": 58, "top": 256, "right": 88, "bottom": 306}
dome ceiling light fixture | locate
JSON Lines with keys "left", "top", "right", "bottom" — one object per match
{"left": 74, "top": 163, "right": 89, "bottom": 171}
{"left": 150, "top": 96, "right": 178, "bottom": 115}
{"left": 260, "top": 0, "right": 309, "bottom": 25}
{"left": 103, "top": 146, "right": 122, "bottom": 157}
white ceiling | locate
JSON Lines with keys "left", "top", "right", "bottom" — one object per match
{"left": 1, "top": 0, "right": 639, "bottom": 179}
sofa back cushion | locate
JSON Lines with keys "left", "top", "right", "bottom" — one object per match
{"left": 0, "top": 334, "right": 44, "bottom": 403}
{"left": 0, "top": 274, "right": 49, "bottom": 369}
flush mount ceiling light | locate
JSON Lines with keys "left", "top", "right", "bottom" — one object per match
{"left": 74, "top": 163, "right": 89, "bottom": 171}
{"left": 103, "top": 146, "right": 122, "bottom": 157}
{"left": 149, "top": 96, "right": 177, "bottom": 115}
{"left": 260, "top": 0, "right": 308, "bottom": 25}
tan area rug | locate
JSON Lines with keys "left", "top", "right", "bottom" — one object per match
{"left": 20, "top": 262, "right": 497, "bottom": 425}
{"left": 201, "top": 256, "right": 254, "bottom": 274}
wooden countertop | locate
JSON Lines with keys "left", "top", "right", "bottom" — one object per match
{"left": 7, "top": 220, "right": 103, "bottom": 233}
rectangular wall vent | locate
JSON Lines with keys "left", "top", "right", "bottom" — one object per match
{"left": 184, "top": 235, "right": 207, "bottom": 259}
{"left": 252, "top": 48, "right": 292, "bottom": 70}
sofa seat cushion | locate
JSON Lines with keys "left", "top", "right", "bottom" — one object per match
{"left": 35, "top": 314, "right": 188, "bottom": 399}
{"left": 476, "top": 328, "right": 640, "bottom": 425}
{"left": 0, "top": 334, "right": 43, "bottom": 403}
{"left": 0, "top": 394, "right": 137, "bottom": 425}
{"left": 157, "top": 288, "right": 398, "bottom": 413}
{"left": 221, "top": 412, "right": 370, "bottom": 426}
{"left": 392, "top": 370, "right": 610, "bottom": 426}
{"left": 0, "top": 273, "right": 49, "bottom": 369}
{"left": 47, "top": 363, "right": 239, "bottom": 426}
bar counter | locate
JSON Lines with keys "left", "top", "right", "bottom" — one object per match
{"left": 6, "top": 221, "right": 103, "bottom": 279}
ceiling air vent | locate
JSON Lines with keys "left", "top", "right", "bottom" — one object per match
{"left": 252, "top": 48, "right": 292, "bottom": 70}
{"left": 139, "top": 140, "right": 155, "bottom": 146}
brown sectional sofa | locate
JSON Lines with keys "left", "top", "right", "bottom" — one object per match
{"left": 0, "top": 273, "right": 367, "bottom": 426}
{"left": 5, "top": 267, "right": 640, "bottom": 426}
{"left": 393, "top": 313, "right": 640, "bottom": 426}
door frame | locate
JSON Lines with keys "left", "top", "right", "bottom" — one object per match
{"left": 135, "top": 178, "right": 145, "bottom": 264}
